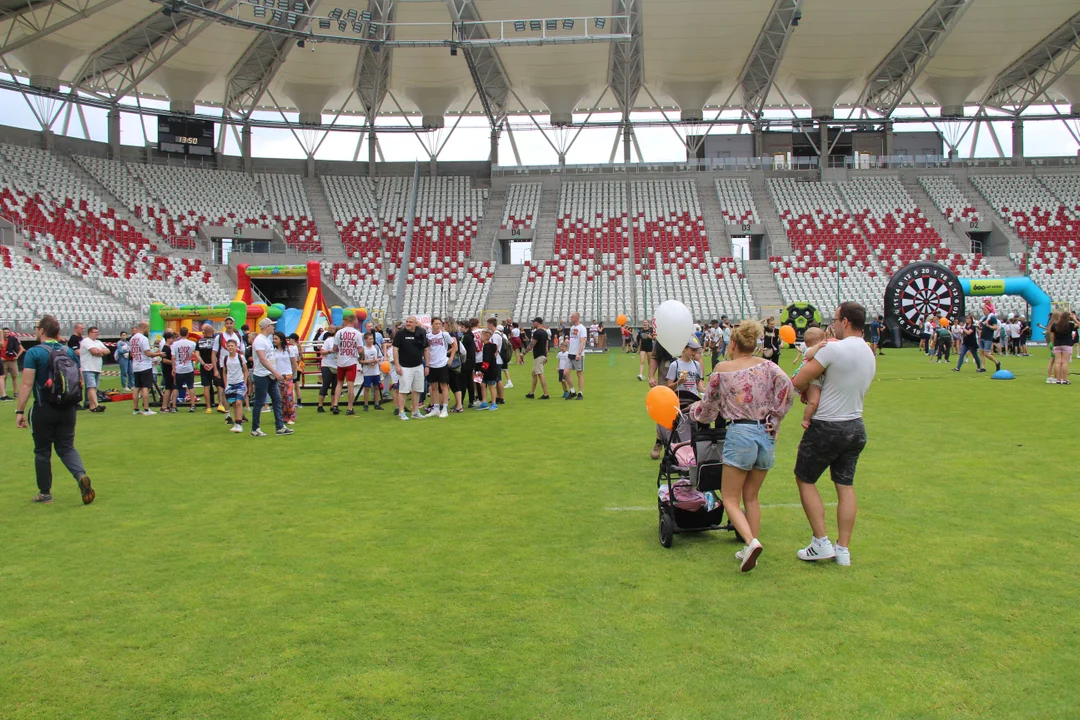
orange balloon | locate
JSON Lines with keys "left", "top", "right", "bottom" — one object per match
{"left": 778, "top": 325, "right": 797, "bottom": 345}
{"left": 939, "top": 317, "right": 950, "bottom": 327}
{"left": 646, "top": 385, "right": 680, "bottom": 430}
{"left": 380, "top": 361, "right": 391, "bottom": 373}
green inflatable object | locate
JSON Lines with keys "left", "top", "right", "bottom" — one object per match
{"left": 780, "top": 302, "right": 823, "bottom": 341}
{"left": 266, "top": 304, "right": 284, "bottom": 321}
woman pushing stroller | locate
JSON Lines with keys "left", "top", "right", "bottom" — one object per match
{"left": 688, "top": 320, "right": 795, "bottom": 572}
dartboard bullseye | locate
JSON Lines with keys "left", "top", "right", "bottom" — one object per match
{"left": 884, "top": 262, "right": 965, "bottom": 342}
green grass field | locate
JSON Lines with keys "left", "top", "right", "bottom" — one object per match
{"left": 1, "top": 348, "right": 1078, "bottom": 719}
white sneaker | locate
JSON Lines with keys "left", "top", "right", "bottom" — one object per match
{"left": 505, "top": 380, "right": 514, "bottom": 389}
{"left": 230, "top": 424, "right": 243, "bottom": 433}
{"left": 399, "top": 413, "right": 410, "bottom": 421}
{"left": 424, "top": 409, "right": 439, "bottom": 418}
{"left": 797, "top": 537, "right": 835, "bottom": 561}
{"left": 411, "top": 410, "right": 425, "bottom": 419}
{"left": 142, "top": 410, "right": 157, "bottom": 416}
{"left": 740, "top": 539, "right": 763, "bottom": 572}
{"left": 438, "top": 408, "right": 449, "bottom": 418}
{"left": 1046, "top": 377, "right": 1055, "bottom": 384}
{"left": 250, "top": 428, "right": 267, "bottom": 437}
{"left": 834, "top": 546, "right": 851, "bottom": 566}
{"left": 637, "top": 374, "right": 643, "bottom": 381}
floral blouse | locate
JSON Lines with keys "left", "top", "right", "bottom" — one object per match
{"left": 688, "top": 361, "right": 795, "bottom": 425}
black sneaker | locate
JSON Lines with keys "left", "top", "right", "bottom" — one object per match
{"left": 496, "top": 398, "right": 506, "bottom": 405}
{"left": 78, "top": 475, "right": 95, "bottom": 505}
{"left": 995, "top": 361, "right": 1001, "bottom": 372}
{"left": 346, "top": 409, "right": 356, "bottom": 416}
{"left": 226, "top": 416, "right": 233, "bottom": 425}
{"left": 976, "top": 368, "right": 987, "bottom": 373}
{"left": 362, "top": 405, "right": 369, "bottom": 412}
{"left": 317, "top": 406, "right": 326, "bottom": 413}
{"left": 374, "top": 404, "right": 383, "bottom": 410}
{"left": 525, "top": 393, "right": 535, "bottom": 399}
{"left": 32, "top": 493, "right": 53, "bottom": 504}
{"left": 576, "top": 393, "right": 584, "bottom": 400}
{"left": 331, "top": 406, "right": 340, "bottom": 415}
{"left": 188, "top": 407, "right": 195, "bottom": 413}
{"left": 539, "top": 395, "right": 550, "bottom": 400}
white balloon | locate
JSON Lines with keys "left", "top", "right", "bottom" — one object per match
{"left": 653, "top": 300, "right": 694, "bottom": 356}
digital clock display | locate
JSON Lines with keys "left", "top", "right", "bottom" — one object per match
{"left": 158, "top": 117, "right": 215, "bottom": 156}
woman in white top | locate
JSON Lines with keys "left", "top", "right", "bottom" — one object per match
{"left": 317, "top": 325, "right": 337, "bottom": 412}
{"left": 274, "top": 332, "right": 298, "bottom": 425}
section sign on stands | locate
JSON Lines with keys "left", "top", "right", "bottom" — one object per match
{"left": 158, "top": 117, "right": 215, "bottom": 156}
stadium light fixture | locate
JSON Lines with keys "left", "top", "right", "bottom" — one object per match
{"left": 368, "top": 22, "right": 378, "bottom": 37}
{"left": 594, "top": 17, "right": 605, "bottom": 29}
{"left": 529, "top": 20, "right": 541, "bottom": 31}
{"left": 450, "top": 44, "right": 457, "bottom": 56}
{"left": 545, "top": 19, "right": 556, "bottom": 30}
{"left": 328, "top": 7, "right": 340, "bottom": 19}
{"left": 287, "top": 12, "right": 297, "bottom": 25}
{"left": 352, "top": 20, "right": 362, "bottom": 32}
{"left": 792, "top": 10, "right": 802, "bottom": 26}
{"left": 345, "top": 8, "right": 356, "bottom": 21}
{"left": 318, "top": 18, "right": 330, "bottom": 29}
{"left": 276, "top": 0, "right": 286, "bottom": 9}
{"left": 360, "top": 10, "right": 371, "bottom": 22}
{"left": 292, "top": 1, "right": 303, "bottom": 11}
{"left": 514, "top": 20, "right": 525, "bottom": 32}
{"left": 563, "top": 19, "right": 574, "bottom": 30}
{"left": 253, "top": 6, "right": 265, "bottom": 17}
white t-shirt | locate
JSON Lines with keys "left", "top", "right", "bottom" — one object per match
{"left": 511, "top": 327, "right": 521, "bottom": 339}
{"left": 334, "top": 327, "right": 363, "bottom": 367}
{"left": 172, "top": 338, "right": 197, "bottom": 374}
{"left": 427, "top": 330, "right": 453, "bottom": 368}
{"left": 216, "top": 331, "right": 245, "bottom": 367}
{"left": 224, "top": 353, "right": 246, "bottom": 386}
{"left": 274, "top": 344, "right": 295, "bottom": 376}
{"left": 812, "top": 336, "right": 876, "bottom": 422}
{"left": 1008, "top": 322, "right": 1021, "bottom": 339}
{"left": 666, "top": 358, "right": 704, "bottom": 397}
{"left": 79, "top": 337, "right": 105, "bottom": 373}
{"left": 361, "top": 345, "right": 382, "bottom": 377}
{"left": 252, "top": 333, "right": 275, "bottom": 378}
{"left": 321, "top": 336, "right": 337, "bottom": 369}
{"left": 568, "top": 323, "right": 588, "bottom": 356}
{"left": 557, "top": 351, "right": 570, "bottom": 370}
{"left": 491, "top": 331, "right": 504, "bottom": 367}
{"left": 130, "top": 333, "right": 153, "bottom": 372}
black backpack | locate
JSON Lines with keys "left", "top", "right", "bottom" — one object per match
{"left": 43, "top": 344, "right": 82, "bottom": 408}
{"left": 498, "top": 332, "right": 512, "bottom": 364}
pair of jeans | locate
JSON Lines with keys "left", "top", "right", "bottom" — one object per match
{"left": 29, "top": 402, "right": 86, "bottom": 494}
{"left": 955, "top": 345, "right": 982, "bottom": 370}
{"left": 252, "top": 374, "right": 283, "bottom": 432}
{"left": 117, "top": 357, "right": 133, "bottom": 388}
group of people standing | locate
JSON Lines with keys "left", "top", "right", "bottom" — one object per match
{"left": 647, "top": 303, "right": 877, "bottom": 573}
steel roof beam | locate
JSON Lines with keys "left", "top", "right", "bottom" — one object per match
{"left": 738, "top": 0, "right": 802, "bottom": 119}
{"left": 982, "top": 10, "right": 1080, "bottom": 113}
{"left": 0, "top": 0, "right": 54, "bottom": 23}
{"left": 0, "top": 0, "right": 124, "bottom": 55}
{"left": 72, "top": 0, "right": 233, "bottom": 99}
{"left": 445, "top": 0, "right": 510, "bottom": 128}
{"left": 353, "top": 0, "right": 392, "bottom": 122}
{"left": 225, "top": 0, "right": 318, "bottom": 117}
{"left": 857, "top": 0, "right": 971, "bottom": 117}
{"left": 608, "top": 0, "right": 642, "bottom": 116}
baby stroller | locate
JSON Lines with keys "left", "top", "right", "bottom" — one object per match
{"left": 656, "top": 391, "right": 735, "bottom": 548}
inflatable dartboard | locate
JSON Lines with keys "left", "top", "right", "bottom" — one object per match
{"left": 884, "top": 262, "right": 965, "bottom": 341}
{"left": 780, "top": 302, "right": 823, "bottom": 341}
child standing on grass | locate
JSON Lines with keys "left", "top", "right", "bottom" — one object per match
{"left": 224, "top": 339, "right": 248, "bottom": 432}
{"left": 557, "top": 341, "right": 572, "bottom": 398}
{"left": 359, "top": 332, "right": 383, "bottom": 411}
{"left": 794, "top": 327, "right": 825, "bottom": 429}
{"left": 478, "top": 329, "right": 499, "bottom": 411}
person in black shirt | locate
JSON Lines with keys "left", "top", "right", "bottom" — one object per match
{"left": 978, "top": 305, "right": 1002, "bottom": 372}
{"left": 460, "top": 318, "right": 478, "bottom": 408}
{"left": 196, "top": 323, "right": 217, "bottom": 412}
{"left": 637, "top": 326, "right": 654, "bottom": 381}
{"left": 67, "top": 322, "right": 86, "bottom": 409}
{"left": 159, "top": 332, "right": 176, "bottom": 412}
{"left": 524, "top": 317, "right": 550, "bottom": 399}
{"left": 762, "top": 317, "right": 781, "bottom": 365}
{"left": 953, "top": 315, "right": 984, "bottom": 373}
{"left": 392, "top": 315, "right": 430, "bottom": 420}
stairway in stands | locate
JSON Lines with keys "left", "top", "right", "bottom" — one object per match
{"left": 485, "top": 264, "right": 523, "bottom": 316}
{"left": 745, "top": 259, "right": 782, "bottom": 317}
{"left": 304, "top": 176, "right": 345, "bottom": 255}
{"left": 469, "top": 187, "right": 505, "bottom": 262}
{"left": 696, "top": 175, "right": 733, "bottom": 257}
{"left": 530, "top": 178, "right": 561, "bottom": 262}
{"left": 958, "top": 174, "right": 1025, "bottom": 254}
{"left": 748, "top": 172, "right": 793, "bottom": 256}
{"left": 902, "top": 177, "right": 970, "bottom": 254}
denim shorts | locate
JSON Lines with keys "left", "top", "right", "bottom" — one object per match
{"left": 979, "top": 339, "right": 994, "bottom": 351}
{"left": 81, "top": 371, "right": 100, "bottom": 389}
{"left": 722, "top": 422, "right": 776, "bottom": 471}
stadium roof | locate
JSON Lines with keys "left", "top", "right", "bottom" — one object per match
{"left": 1, "top": 0, "right": 1079, "bottom": 124}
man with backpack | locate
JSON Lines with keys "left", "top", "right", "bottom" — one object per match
{"left": 14, "top": 314, "right": 95, "bottom": 505}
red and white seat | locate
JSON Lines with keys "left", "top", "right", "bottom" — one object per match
{"left": 970, "top": 173, "right": 1079, "bottom": 247}
{"left": 258, "top": 173, "right": 321, "bottom": 252}
{"left": 503, "top": 182, "right": 541, "bottom": 230}
{"left": 918, "top": 175, "right": 980, "bottom": 226}
{"left": 714, "top": 178, "right": 759, "bottom": 225}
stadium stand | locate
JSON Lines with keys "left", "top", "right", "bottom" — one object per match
{"left": 918, "top": 175, "right": 981, "bottom": 226}
{"left": 258, "top": 173, "right": 322, "bottom": 252}
{"left": 502, "top": 182, "right": 541, "bottom": 230}
{"left": 714, "top": 178, "right": 760, "bottom": 225}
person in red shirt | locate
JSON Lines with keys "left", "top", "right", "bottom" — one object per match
{"left": 2, "top": 326, "right": 25, "bottom": 401}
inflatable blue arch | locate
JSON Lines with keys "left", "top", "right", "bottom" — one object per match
{"left": 884, "top": 262, "right": 1052, "bottom": 344}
